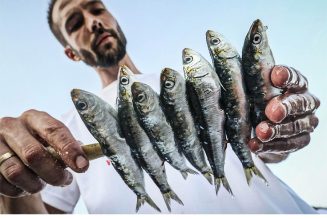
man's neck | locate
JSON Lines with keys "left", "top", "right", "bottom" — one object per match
{"left": 94, "top": 53, "right": 141, "bottom": 88}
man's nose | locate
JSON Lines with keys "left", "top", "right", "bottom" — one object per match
{"left": 91, "top": 21, "right": 104, "bottom": 34}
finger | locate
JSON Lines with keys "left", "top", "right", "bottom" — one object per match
{"left": 256, "top": 114, "right": 318, "bottom": 142}
{"left": 0, "top": 174, "right": 24, "bottom": 197}
{"left": 271, "top": 65, "right": 308, "bottom": 92}
{"left": 0, "top": 140, "right": 45, "bottom": 194}
{"left": 0, "top": 117, "right": 73, "bottom": 186}
{"left": 248, "top": 133, "right": 310, "bottom": 154}
{"left": 20, "top": 110, "right": 89, "bottom": 172}
{"left": 265, "top": 92, "right": 320, "bottom": 123}
{"left": 257, "top": 152, "right": 289, "bottom": 164}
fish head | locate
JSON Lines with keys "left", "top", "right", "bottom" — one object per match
{"left": 206, "top": 30, "right": 238, "bottom": 59}
{"left": 131, "top": 82, "right": 156, "bottom": 115}
{"left": 243, "top": 19, "right": 269, "bottom": 60}
{"left": 160, "top": 67, "right": 184, "bottom": 96}
{"left": 71, "top": 89, "right": 100, "bottom": 125}
{"left": 118, "top": 65, "right": 135, "bottom": 102}
{"left": 182, "top": 48, "right": 211, "bottom": 80}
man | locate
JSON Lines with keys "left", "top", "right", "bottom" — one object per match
{"left": 0, "top": 0, "right": 320, "bottom": 213}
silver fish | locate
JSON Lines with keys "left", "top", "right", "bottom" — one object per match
{"left": 71, "top": 89, "right": 160, "bottom": 212}
{"left": 117, "top": 65, "right": 183, "bottom": 211}
{"left": 182, "top": 48, "right": 232, "bottom": 195}
{"left": 159, "top": 67, "right": 213, "bottom": 184}
{"left": 131, "top": 81, "right": 198, "bottom": 179}
{"left": 242, "top": 19, "right": 281, "bottom": 127}
{"left": 206, "top": 30, "right": 267, "bottom": 185}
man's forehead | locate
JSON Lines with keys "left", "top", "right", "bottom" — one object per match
{"left": 52, "top": 0, "right": 103, "bottom": 24}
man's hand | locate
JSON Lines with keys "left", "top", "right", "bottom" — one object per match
{"left": 248, "top": 65, "right": 320, "bottom": 163}
{"left": 0, "top": 109, "right": 89, "bottom": 197}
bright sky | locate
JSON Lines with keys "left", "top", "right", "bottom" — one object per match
{"left": 0, "top": 0, "right": 326, "bottom": 213}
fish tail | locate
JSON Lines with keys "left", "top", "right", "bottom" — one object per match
{"left": 163, "top": 190, "right": 184, "bottom": 212}
{"left": 244, "top": 166, "right": 268, "bottom": 186}
{"left": 136, "top": 195, "right": 161, "bottom": 213}
{"left": 180, "top": 168, "right": 198, "bottom": 180}
{"left": 202, "top": 170, "right": 213, "bottom": 184}
{"left": 214, "top": 176, "right": 234, "bottom": 196}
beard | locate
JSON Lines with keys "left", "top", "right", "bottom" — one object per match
{"left": 80, "top": 24, "right": 127, "bottom": 68}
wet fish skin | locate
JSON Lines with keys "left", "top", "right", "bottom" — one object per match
{"left": 182, "top": 48, "right": 232, "bottom": 195}
{"left": 71, "top": 89, "right": 160, "bottom": 212}
{"left": 117, "top": 65, "right": 183, "bottom": 211}
{"left": 242, "top": 19, "right": 281, "bottom": 127}
{"left": 159, "top": 67, "right": 213, "bottom": 184}
{"left": 131, "top": 81, "right": 197, "bottom": 179}
{"left": 206, "top": 30, "right": 267, "bottom": 185}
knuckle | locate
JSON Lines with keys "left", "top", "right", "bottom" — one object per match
{"left": 22, "top": 144, "right": 44, "bottom": 165}
{"left": 43, "top": 120, "right": 66, "bottom": 138}
{"left": 0, "top": 117, "right": 18, "bottom": 131}
{"left": 20, "top": 109, "right": 39, "bottom": 120}
{"left": 3, "top": 162, "right": 25, "bottom": 184}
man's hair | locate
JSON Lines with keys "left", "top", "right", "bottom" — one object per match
{"left": 47, "top": 0, "right": 68, "bottom": 47}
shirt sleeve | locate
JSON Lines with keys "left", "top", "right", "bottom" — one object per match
{"left": 40, "top": 173, "right": 80, "bottom": 213}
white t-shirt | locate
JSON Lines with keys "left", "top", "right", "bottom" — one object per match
{"left": 40, "top": 73, "right": 317, "bottom": 214}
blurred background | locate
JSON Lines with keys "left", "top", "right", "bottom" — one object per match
{"left": 0, "top": 0, "right": 326, "bottom": 213}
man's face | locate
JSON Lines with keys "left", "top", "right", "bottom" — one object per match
{"left": 52, "top": 0, "right": 127, "bottom": 67}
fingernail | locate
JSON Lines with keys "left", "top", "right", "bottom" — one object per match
{"left": 271, "top": 65, "right": 290, "bottom": 88}
{"left": 256, "top": 122, "right": 274, "bottom": 142}
{"left": 76, "top": 155, "right": 88, "bottom": 169}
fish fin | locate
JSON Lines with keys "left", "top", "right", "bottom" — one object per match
{"left": 244, "top": 166, "right": 268, "bottom": 186}
{"left": 136, "top": 195, "right": 161, "bottom": 213}
{"left": 181, "top": 168, "right": 198, "bottom": 179}
{"left": 163, "top": 190, "right": 184, "bottom": 212}
{"left": 202, "top": 171, "right": 213, "bottom": 184}
{"left": 214, "top": 176, "right": 234, "bottom": 197}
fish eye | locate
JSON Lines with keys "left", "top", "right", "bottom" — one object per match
{"left": 120, "top": 76, "right": 129, "bottom": 85}
{"left": 136, "top": 93, "right": 146, "bottom": 102}
{"left": 76, "top": 101, "right": 88, "bottom": 111}
{"left": 164, "top": 80, "right": 175, "bottom": 89}
{"left": 184, "top": 56, "right": 193, "bottom": 64}
{"left": 211, "top": 37, "right": 220, "bottom": 45}
{"left": 253, "top": 33, "right": 262, "bottom": 44}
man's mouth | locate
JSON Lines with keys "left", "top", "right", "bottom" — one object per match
{"left": 95, "top": 32, "right": 113, "bottom": 48}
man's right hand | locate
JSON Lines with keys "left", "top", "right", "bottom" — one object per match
{"left": 0, "top": 109, "right": 89, "bottom": 198}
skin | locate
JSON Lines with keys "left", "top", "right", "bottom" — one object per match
{"left": 0, "top": 0, "right": 320, "bottom": 214}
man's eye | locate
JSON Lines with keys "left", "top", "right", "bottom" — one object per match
{"left": 91, "top": 8, "right": 105, "bottom": 15}
{"left": 66, "top": 15, "right": 83, "bottom": 34}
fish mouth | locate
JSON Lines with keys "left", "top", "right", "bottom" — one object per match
{"left": 118, "top": 65, "right": 133, "bottom": 77}
{"left": 71, "top": 89, "right": 81, "bottom": 102}
{"left": 160, "top": 68, "right": 174, "bottom": 82}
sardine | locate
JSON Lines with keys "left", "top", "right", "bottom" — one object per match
{"left": 159, "top": 67, "right": 213, "bottom": 184}
{"left": 117, "top": 65, "right": 183, "bottom": 211}
{"left": 131, "top": 81, "right": 197, "bottom": 179}
{"left": 206, "top": 30, "right": 267, "bottom": 185}
{"left": 71, "top": 89, "right": 160, "bottom": 212}
{"left": 182, "top": 48, "right": 232, "bottom": 195}
{"left": 242, "top": 19, "right": 281, "bottom": 127}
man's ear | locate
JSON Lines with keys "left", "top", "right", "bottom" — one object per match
{"left": 64, "top": 46, "right": 81, "bottom": 61}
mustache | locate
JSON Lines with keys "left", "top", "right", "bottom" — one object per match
{"left": 91, "top": 28, "right": 119, "bottom": 50}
